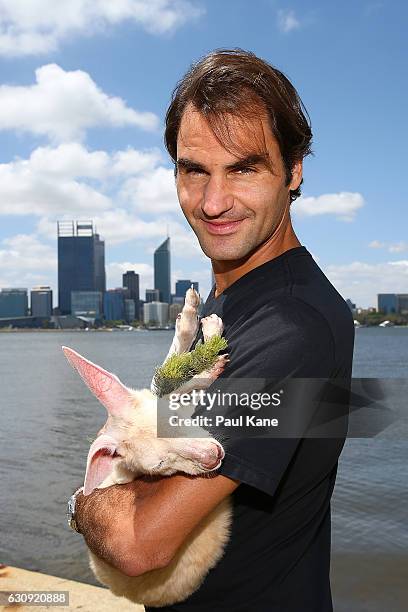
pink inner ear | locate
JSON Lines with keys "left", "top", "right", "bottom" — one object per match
{"left": 84, "top": 434, "right": 117, "bottom": 495}
{"left": 62, "top": 346, "right": 132, "bottom": 417}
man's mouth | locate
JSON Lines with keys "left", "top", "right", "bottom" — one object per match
{"left": 201, "top": 219, "right": 245, "bottom": 235}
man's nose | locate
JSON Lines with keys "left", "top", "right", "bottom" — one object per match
{"left": 201, "top": 174, "right": 234, "bottom": 217}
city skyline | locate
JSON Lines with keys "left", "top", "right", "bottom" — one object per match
{"left": 0, "top": 2, "right": 406, "bottom": 307}
{"left": 0, "top": 217, "right": 403, "bottom": 312}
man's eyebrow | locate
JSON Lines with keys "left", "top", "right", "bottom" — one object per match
{"left": 176, "top": 154, "right": 271, "bottom": 173}
{"left": 176, "top": 158, "right": 207, "bottom": 171}
{"left": 225, "top": 154, "right": 270, "bottom": 171}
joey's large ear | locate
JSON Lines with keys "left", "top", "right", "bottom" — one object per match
{"left": 62, "top": 346, "right": 133, "bottom": 417}
{"left": 84, "top": 434, "right": 117, "bottom": 495}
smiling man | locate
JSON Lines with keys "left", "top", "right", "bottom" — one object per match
{"left": 72, "top": 49, "right": 354, "bottom": 611}
{"left": 174, "top": 103, "right": 303, "bottom": 289}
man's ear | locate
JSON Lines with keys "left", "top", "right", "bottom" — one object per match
{"left": 289, "top": 160, "right": 303, "bottom": 192}
{"left": 62, "top": 346, "right": 133, "bottom": 418}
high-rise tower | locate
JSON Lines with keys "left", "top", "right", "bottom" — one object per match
{"left": 154, "top": 237, "right": 171, "bottom": 304}
{"left": 57, "top": 220, "right": 106, "bottom": 315}
{"left": 122, "top": 270, "right": 140, "bottom": 320}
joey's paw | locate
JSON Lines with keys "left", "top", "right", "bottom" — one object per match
{"left": 185, "top": 287, "right": 200, "bottom": 309}
{"left": 201, "top": 313, "right": 224, "bottom": 341}
{"left": 175, "top": 289, "right": 200, "bottom": 350}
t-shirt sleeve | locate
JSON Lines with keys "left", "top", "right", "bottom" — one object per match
{"left": 208, "top": 299, "right": 336, "bottom": 497}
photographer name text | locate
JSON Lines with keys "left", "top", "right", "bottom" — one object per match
{"left": 168, "top": 414, "right": 279, "bottom": 428}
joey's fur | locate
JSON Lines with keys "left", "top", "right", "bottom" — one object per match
{"left": 63, "top": 288, "right": 233, "bottom": 607}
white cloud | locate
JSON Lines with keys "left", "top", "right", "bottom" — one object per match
{"left": 0, "top": 233, "right": 57, "bottom": 293}
{"left": 292, "top": 192, "right": 364, "bottom": 221}
{"left": 0, "top": 64, "right": 158, "bottom": 142}
{"left": 111, "top": 148, "right": 163, "bottom": 176}
{"left": 368, "top": 240, "right": 408, "bottom": 253}
{"left": 106, "top": 261, "right": 154, "bottom": 298}
{"left": 323, "top": 259, "right": 408, "bottom": 308}
{"left": 0, "top": 234, "right": 56, "bottom": 270}
{"left": 0, "top": 146, "right": 112, "bottom": 216}
{"left": 0, "top": 0, "right": 204, "bottom": 56}
{"left": 121, "top": 166, "right": 179, "bottom": 213}
{"left": 277, "top": 9, "right": 301, "bottom": 33}
{"left": 0, "top": 143, "right": 165, "bottom": 217}
{"left": 91, "top": 209, "right": 167, "bottom": 245}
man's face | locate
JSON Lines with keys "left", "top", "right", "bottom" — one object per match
{"left": 176, "top": 103, "right": 302, "bottom": 262}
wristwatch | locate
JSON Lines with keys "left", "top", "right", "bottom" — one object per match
{"left": 67, "top": 486, "right": 84, "bottom": 533}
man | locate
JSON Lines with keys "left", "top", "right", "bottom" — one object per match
{"left": 72, "top": 49, "right": 354, "bottom": 611}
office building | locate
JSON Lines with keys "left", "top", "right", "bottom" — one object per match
{"left": 146, "top": 289, "right": 160, "bottom": 303}
{"left": 378, "top": 293, "right": 408, "bottom": 315}
{"left": 124, "top": 299, "right": 136, "bottom": 323}
{"left": 143, "top": 301, "right": 169, "bottom": 327}
{"left": 171, "top": 295, "right": 184, "bottom": 305}
{"left": 0, "top": 288, "right": 28, "bottom": 317}
{"left": 122, "top": 270, "right": 140, "bottom": 322}
{"left": 31, "top": 286, "right": 52, "bottom": 317}
{"left": 104, "top": 289, "right": 125, "bottom": 321}
{"left": 122, "top": 270, "right": 140, "bottom": 315}
{"left": 346, "top": 299, "right": 356, "bottom": 314}
{"left": 154, "top": 238, "right": 171, "bottom": 303}
{"left": 399, "top": 295, "right": 408, "bottom": 314}
{"left": 175, "top": 280, "right": 199, "bottom": 298}
{"left": 71, "top": 291, "right": 102, "bottom": 318}
{"left": 58, "top": 220, "right": 106, "bottom": 315}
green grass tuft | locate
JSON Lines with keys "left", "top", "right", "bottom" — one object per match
{"left": 152, "top": 335, "right": 228, "bottom": 397}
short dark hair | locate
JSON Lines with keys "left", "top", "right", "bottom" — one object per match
{"left": 165, "top": 48, "right": 312, "bottom": 202}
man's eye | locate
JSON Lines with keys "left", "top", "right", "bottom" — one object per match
{"left": 235, "top": 167, "right": 256, "bottom": 175}
{"left": 186, "top": 168, "right": 205, "bottom": 175}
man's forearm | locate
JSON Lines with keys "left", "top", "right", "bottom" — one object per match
{"left": 74, "top": 478, "right": 167, "bottom": 576}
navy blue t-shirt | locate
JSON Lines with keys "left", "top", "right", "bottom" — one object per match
{"left": 147, "top": 246, "right": 354, "bottom": 612}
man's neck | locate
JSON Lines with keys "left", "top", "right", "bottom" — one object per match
{"left": 212, "top": 221, "right": 301, "bottom": 297}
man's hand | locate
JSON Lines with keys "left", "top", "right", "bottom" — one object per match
{"left": 73, "top": 473, "right": 239, "bottom": 577}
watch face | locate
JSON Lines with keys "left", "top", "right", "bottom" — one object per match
{"left": 67, "top": 488, "right": 83, "bottom": 532}
{"left": 69, "top": 517, "right": 79, "bottom": 532}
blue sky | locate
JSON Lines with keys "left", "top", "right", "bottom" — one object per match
{"left": 0, "top": 0, "right": 406, "bottom": 308}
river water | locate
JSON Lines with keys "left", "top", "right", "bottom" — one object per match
{"left": 0, "top": 327, "right": 407, "bottom": 611}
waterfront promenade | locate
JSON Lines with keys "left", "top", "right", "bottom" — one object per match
{"left": 0, "top": 564, "right": 144, "bottom": 612}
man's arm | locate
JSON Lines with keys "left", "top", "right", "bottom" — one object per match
{"left": 74, "top": 473, "right": 239, "bottom": 577}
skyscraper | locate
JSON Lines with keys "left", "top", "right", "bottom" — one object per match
{"left": 57, "top": 220, "right": 106, "bottom": 315}
{"left": 104, "top": 289, "right": 125, "bottom": 321}
{"left": 31, "top": 286, "right": 52, "bottom": 317}
{"left": 122, "top": 270, "right": 140, "bottom": 319}
{"left": 154, "top": 237, "right": 171, "bottom": 304}
{"left": 146, "top": 289, "right": 160, "bottom": 303}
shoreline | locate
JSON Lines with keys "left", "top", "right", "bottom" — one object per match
{"left": 0, "top": 327, "right": 169, "bottom": 333}
{"left": 1, "top": 325, "right": 408, "bottom": 333}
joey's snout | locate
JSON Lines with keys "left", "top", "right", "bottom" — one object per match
{"left": 181, "top": 441, "right": 225, "bottom": 471}
{"left": 199, "top": 443, "right": 225, "bottom": 470}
